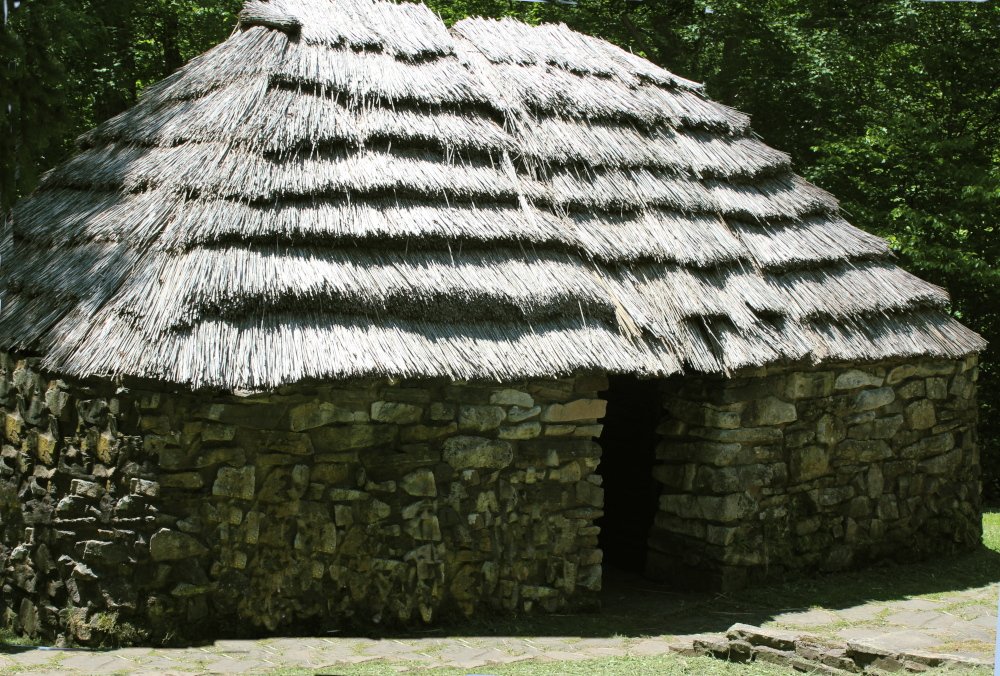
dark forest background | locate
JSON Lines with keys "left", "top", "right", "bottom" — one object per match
{"left": 1, "top": 0, "right": 998, "bottom": 499}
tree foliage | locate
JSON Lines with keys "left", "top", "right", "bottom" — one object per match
{"left": 2, "top": 0, "right": 998, "bottom": 496}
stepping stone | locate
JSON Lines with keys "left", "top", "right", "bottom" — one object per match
{"left": 727, "top": 622, "right": 803, "bottom": 650}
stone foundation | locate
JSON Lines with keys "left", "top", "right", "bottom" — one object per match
{"left": 0, "top": 354, "right": 607, "bottom": 644}
{"left": 647, "top": 357, "right": 981, "bottom": 590}
{"left": 1, "top": 352, "right": 983, "bottom": 644}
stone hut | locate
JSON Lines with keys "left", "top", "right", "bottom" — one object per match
{"left": 0, "top": 0, "right": 986, "bottom": 645}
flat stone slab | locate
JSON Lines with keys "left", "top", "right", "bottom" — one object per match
{"left": 772, "top": 608, "right": 841, "bottom": 627}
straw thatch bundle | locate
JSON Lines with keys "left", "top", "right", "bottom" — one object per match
{"left": 0, "top": 0, "right": 985, "bottom": 390}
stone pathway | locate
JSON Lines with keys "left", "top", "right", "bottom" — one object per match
{"left": 1, "top": 579, "right": 995, "bottom": 674}
{"left": 766, "top": 582, "right": 997, "bottom": 663}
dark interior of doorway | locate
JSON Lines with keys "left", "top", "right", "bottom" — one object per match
{"left": 597, "top": 375, "right": 662, "bottom": 574}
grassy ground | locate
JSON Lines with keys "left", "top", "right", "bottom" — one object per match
{"left": 260, "top": 655, "right": 795, "bottom": 676}
{"left": 983, "top": 510, "right": 999, "bottom": 550}
{"left": 257, "top": 659, "right": 987, "bottom": 676}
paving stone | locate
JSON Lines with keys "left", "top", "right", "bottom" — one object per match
{"left": 201, "top": 659, "right": 259, "bottom": 673}
{"left": 883, "top": 609, "right": 944, "bottom": 628}
{"left": 771, "top": 608, "right": 841, "bottom": 627}
{"left": 860, "top": 629, "right": 942, "bottom": 651}
{"left": 438, "top": 646, "right": 496, "bottom": 667}
{"left": 629, "top": 637, "right": 678, "bottom": 656}
{"left": 536, "top": 650, "right": 593, "bottom": 662}
{"left": 57, "top": 654, "right": 130, "bottom": 671}
{"left": 884, "top": 598, "right": 946, "bottom": 611}
{"left": 7, "top": 650, "right": 63, "bottom": 666}
{"left": 836, "top": 604, "right": 890, "bottom": 621}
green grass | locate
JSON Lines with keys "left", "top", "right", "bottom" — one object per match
{"left": 983, "top": 510, "right": 1000, "bottom": 552}
{"left": 0, "top": 629, "right": 39, "bottom": 647}
{"left": 258, "top": 654, "right": 794, "bottom": 675}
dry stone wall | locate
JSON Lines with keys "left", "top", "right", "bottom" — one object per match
{"left": 648, "top": 357, "right": 981, "bottom": 590}
{"left": 0, "top": 353, "right": 608, "bottom": 645}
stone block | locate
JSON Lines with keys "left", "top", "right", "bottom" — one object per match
{"left": 815, "top": 414, "right": 845, "bottom": 445}
{"left": 311, "top": 424, "right": 396, "bottom": 452}
{"left": 572, "top": 424, "right": 603, "bottom": 438}
{"left": 71, "top": 479, "right": 103, "bottom": 499}
{"left": 726, "top": 623, "right": 800, "bottom": 651}
{"left": 201, "top": 423, "right": 237, "bottom": 442}
{"left": 198, "top": 401, "right": 286, "bottom": 429}
{"left": 866, "top": 466, "right": 884, "bottom": 498}
{"left": 362, "top": 499, "right": 391, "bottom": 523}
{"left": 886, "top": 364, "right": 919, "bottom": 385}
{"left": 900, "top": 433, "right": 954, "bottom": 459}
{"left": 316, "top": 524, "right": 338, "bottom": 554}
{"left": 81, "top": 540, "right": 129, "bottom": 565}
{"left": 443, "top": 436, "right": 513, "bottom": 469}
{"left": 904, "top": 400, "right": 936, "bottom": 430}
{"left": 149, "top": 529, "right": 208, "bottom": 561}
{"left": 458, "top": 405, "right": 506, "bottom": 432}
{"left": 846, "top": 642, "right": 902, "bottom": 671}
{"left": 746, "top": 396, "right": 797, "bottom": 426}
{"left": 897, "top": 380, "right": 925, "bottom": 399}
{"left": 289, "top": 402, "right": 367, "bottom": 431}
{"left": 695, "top": 463, "right": 785, "bottom": 494}
{"left": 499, "top": 422, "right": 541, "bottom": 440}
{"left": 35, "top": 432, "right": 57, "bottom": 464}
{"left": 659, "top": 440, "right": 742, "bottom": 467}
{"left": 664, "top": 399, "right": 741, "bottom": 429}
{"left": 405, "top": 514, "right": 442, "bottom": 541}
{"left": 919, "top": 448, "right": 962, "bottom": 475}
{"left": 541, "top": 399, "right": 607, "bottom": 423}
{"left": 160, "top": 472, "right": 204, "bottom": 490}
{"left": 576, "top": 480, "right": 603, "bottom": 507}
{"left": 549, "top": 462, "right": 583, "bottom": 483}
{"left": 4, "top": 411, "right": 24, "bottom": 443}
{"left": 212, "top": 466, "right": 255, "bottom": 500}
{"left": 950, "top": 372, "right": 975, "bottom": 399}
{"left": 659, "top": 492, "right": 756, "bottom": 523}
{"left": 812, "top": 485, "right": 854, "bottom": 507}
{"left": 370, "top": 401, "right": 422, "bottom": 424}
{"left": 785, "top": 371, "right": 834, "bottom": 400}
{"left": 130, "top": 478, "right": 160, "bottom": 497}
{"left": 428, "top": 402, "right": 456, "bottom": 421}
{"left": 689, "top": 426, "right": 782, "bottom": 444}
{"left": 791, "top": 445, "right": 829, "bottom": 482}
{"left": 507, "top": 405, "right": 541, "bottom": 422}
{"left": 194, "top": 447, "right": 247, "bottom": 468}
{"left": 329, "top": 488, "right": 367, "bottom": 501}
{"left": 871, "top": 415, "right": 904, "bottom": 439}
{"left": 784, "top": 428, "right": 815, "bottom": 448}
{"left": 852, "top": 387, "right": 895, "bottom": 412}
{"left": 489, "top": 389, "right": 534, "bottom": 407}
{"left": 834, "top": 439, "right": 892, "bottom": 464}
{"left": 400, "top": 423, "right": 458, "bottom": 443}
{"left": 401, "top": 468, "right": 437, "bottom": 497}
{"left": 247, "top": 429, "right": 314, "bottom": 455}
{"left": 835, "top": 370, "right": 884, "bottom": 390}
{"left": 925, "top": 377, "right": 948, "bottom": 400}
{"left": 383, "top": 386, "right": 431, "bottom": 404}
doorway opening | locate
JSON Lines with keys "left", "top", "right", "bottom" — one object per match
{"left": 597, "top": 375, "right": 663, "bottom": 574}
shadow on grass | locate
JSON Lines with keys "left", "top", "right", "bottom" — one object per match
{"left": 400, "top": 542, "right": 1000, "bottom": 640}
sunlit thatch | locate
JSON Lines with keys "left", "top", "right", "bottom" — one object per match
{"left": 1, "top": 0, "right": 985, "bottom": 390}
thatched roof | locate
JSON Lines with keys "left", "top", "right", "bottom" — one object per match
{"left": 1, "top": 0, "right": 985, "bottom": 390}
